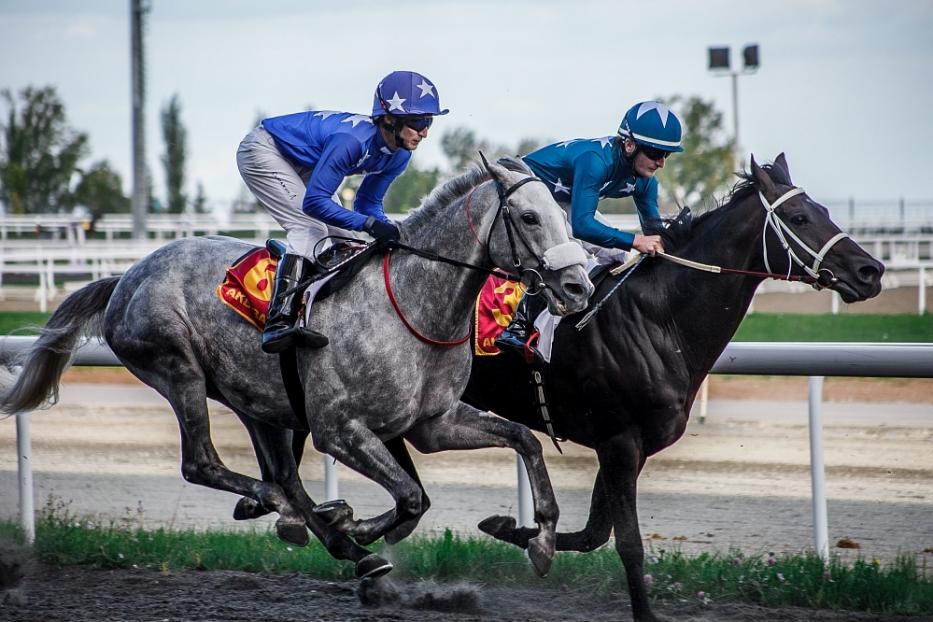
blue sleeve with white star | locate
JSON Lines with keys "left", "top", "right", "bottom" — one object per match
{"left": 353, "top": 151, "right": 411, "bottom": 222}
{"left": 633, "top": 178, "right": 662, "bottom": 233}
{"left": 302, "top": 133, "right": 370, "bottom": 231}
{"left": 570, "top": 152, "right": 636, "bottom": 250}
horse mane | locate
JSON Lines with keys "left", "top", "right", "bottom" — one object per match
{"left": 402, "top": 165, "right": 489, "bottom": 230}
{"left": 657, "top": 162, "right": 785, "bottom": 252}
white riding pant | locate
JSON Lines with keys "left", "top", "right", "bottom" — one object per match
{"left": 236, "top": 126, "right": 360, "bottom": 260}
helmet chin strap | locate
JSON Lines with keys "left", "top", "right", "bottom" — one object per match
{"left": 381, "top": 116, "right": 411, "bottom": 152}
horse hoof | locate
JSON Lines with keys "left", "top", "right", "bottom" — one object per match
{"left": 275, "top": 519, "right": 310, "bottom": 547}
{"left": 312, "top": 499, "right": 354, "bottom": 526}
{"left": 478, "top": 515, "right": 516, "bottom": 538}
{"left": 355, "top": 553, "right": 393, "bottom": 579}
{"left": 232, "top": 497, "right": 271, "bottom": 521}
{"left": 526, "top": 536, "right": 554, "bottom": 578}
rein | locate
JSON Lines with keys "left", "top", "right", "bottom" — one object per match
{"left": 383, "top": 171, "right": 579, "bottom": 348}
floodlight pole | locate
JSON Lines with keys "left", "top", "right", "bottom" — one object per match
{"left": 731, "top": 72, "right": 740, "bottom": 171}
{"left": 708, "top": 44, "right": 758, "bottom": 172}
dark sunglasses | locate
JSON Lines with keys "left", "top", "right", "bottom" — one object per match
{"left": 639, "top": 146, "right": 672, "bottom": 161}
{"left": 401, "top": 116, "right": 433, "bottom": 132}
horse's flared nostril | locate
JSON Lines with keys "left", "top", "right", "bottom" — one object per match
{"left": 563, "top": 281, "right": 589, "bottom": 300}
{"left": 858, "top": 262, "right": 883, "bottom": 284}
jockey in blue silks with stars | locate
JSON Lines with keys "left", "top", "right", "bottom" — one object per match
{"left": 237, "top": 70, "right": 448, "bottom": 353}
{"left": 496, "top": 100, "right": 685, "bottom": 357}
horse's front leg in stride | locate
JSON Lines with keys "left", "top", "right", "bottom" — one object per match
{"left": 405, "top": 402, "right": 559, "bottom": 577}
{"left": 597, "top": 432, "right": 660, "bottom": 622}
{"left": 311, "top": 419, "right": 425, "bottom": 546}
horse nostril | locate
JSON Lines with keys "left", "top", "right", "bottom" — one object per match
{"left": 858, "top": 263, "right": 883, "bottom": 284}
{"left": 564, "top": 281, "right": 589, "bottom": 299}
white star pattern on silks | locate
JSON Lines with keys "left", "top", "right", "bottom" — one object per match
{"left": 355, "top": 149, "right": 370, "bottom": 168}
{"left": 635, "top": 101, "right": 671, "bottom": 127}
{"left": 556, "top": 140, "right": 579, "bottom": 148}
{"left": 622, "top": 182, "right": 635, "bottom": 194}
{"left": 342, "top": 114, "right": 373, "bottom": 128}
{"left": 314, "top": 110, "right": 339, "bottom": 120}
{"left": 379, "top": 146, "right": 393, "bottom": 155}
{"left": 593, "top": 136, "right": 613, "bottom": 148}
{"left": 553, "top": 178, "right": 571, "bottom": 194}
{"left": 386, "top": 91, "right": 407, "bottom": 112}
{"left": 415, "top": 79, "right": 435, "bottom": 98}
{"left": 600, "top": 181, "right": 612, "bottom": 191}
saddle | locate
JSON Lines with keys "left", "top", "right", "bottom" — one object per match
{"left": 216, "top": 240, "right": 379, "bottom": 331}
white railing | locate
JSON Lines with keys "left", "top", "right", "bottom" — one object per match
{"left": 4, "top": 336, "right": 932, "bottom": 559}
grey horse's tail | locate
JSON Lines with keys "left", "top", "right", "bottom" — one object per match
{"left": 0, "top": 276, "right": 121, "bottom": 416}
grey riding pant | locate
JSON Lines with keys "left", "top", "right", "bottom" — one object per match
{"left": 236, "top": 126, "right": 359, "bottom": 260}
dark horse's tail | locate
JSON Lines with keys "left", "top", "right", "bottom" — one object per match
{"left": 0, "top": 277, "right": 121, "bottom": 416}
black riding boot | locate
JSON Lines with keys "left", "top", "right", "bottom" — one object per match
{"left": 261, "top": 254, "right": 328, "bottom": 353}
{"left": 494, "top": 294, "right": 537, "bottom": 355}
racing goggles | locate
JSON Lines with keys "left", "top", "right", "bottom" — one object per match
{"left": 401, "top": 116, "right": 434, "bottom": 132}
{"left": 639, "top": 145, "right": 673, "bottom": 161}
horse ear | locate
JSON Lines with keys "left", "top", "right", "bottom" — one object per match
{"left": 750, "top": 154, "right": 776, "bottom": 196}
{"left": 478, "top": 150, "right": 510, "bottom": 186}
{"left": 773, "top": 152, "right": 793, "bottom": 184}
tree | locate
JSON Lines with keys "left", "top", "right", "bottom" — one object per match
{"left": 160, "top": 94, "right": 188, "bottom": 213}
{"left": 440, "top": 127, "right": 546, "bottom": 172}
{"left": 657, "top": 95, "right": 735, "bottom": 209}
{"left": 192, "top": 182, "right": 207, "bottom": 213}
{"left": 383, "top": 165, "right": 442, "bottom": 213}
{"left": 0, "top": 85, "right": 88, "bottom": 214}
{"left": 74, "top": 160, "right": 130, "bottom": 220}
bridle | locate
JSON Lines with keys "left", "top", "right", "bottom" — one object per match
{"left": 384, "top": 171, "right": 585, "bottom": 347}
{"left": 758, "top": 186, "right": 849, "bottom": 288}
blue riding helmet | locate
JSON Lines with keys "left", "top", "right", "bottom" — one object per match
{"left": 372, "top": 71, "right": 449, "bottom": 118}
{"left": 617, "top": 101, "right": 684, "bottom": 153}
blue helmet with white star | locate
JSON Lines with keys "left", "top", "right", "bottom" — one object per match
{"left": 372, "top": 71, "right": 449, "bottom": 118}
{"left": 617, "top": 101, "right": 684, "bottom": 153}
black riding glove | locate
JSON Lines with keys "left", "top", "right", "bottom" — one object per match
{"left": 364, "top": 217, "right": 400, "bottom": 245}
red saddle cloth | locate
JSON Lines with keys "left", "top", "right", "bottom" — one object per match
{"left": 474, "top": 275, "right": 526, "bottom": 356}
{"left": 216, "top": 248, "right": 277, "bottom": 331}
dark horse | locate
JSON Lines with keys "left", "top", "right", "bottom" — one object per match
{"left": 0, "top": 158, "right": 593, "bottom": 579}
{"left": 461, "top": 155, "right": 884, "bottom": 622}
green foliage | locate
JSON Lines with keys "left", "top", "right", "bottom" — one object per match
{"left": 74, "top": 160, "right": 130, "bottom": 219}
{"left": 657, "top": 95, "right": 735, "bottom": 209}
{"left": 192, "top": 181, "right": 207, "bottom": 213}
{"left": 0, "top": 85, "right": 89, "bottom": 214}
{"left": 735, "top": 313, "right": 933, "bottom": 342}
{"left": 383, "top": 164, "right": 441, "bottom": 213}
{"left": 160, "top": 94, "right": 188, "bottom": 214}
{"left": 439, "top": 126, "right": 545, "bottom": 173}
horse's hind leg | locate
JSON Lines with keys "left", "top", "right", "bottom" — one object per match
{"left": 233, "top": 428, "right": 311, "bottom": 521}
{"left": 403, "top": 402, "right": 559, "bottom": 578}
{"left": 480, "top": 467, "right": 612, "bottom": 553}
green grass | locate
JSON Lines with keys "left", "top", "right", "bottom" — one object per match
{"left": 733, "top": 313, "right": 932, "bottom": 342}
{"left": 3, "top": 508, "right": 930, "bottom": 615}
{"left": 1, "top": 311, "right": 930, "bottom": 342}
{"left": 0, "top": 311, "right": 51, "bottom": 336}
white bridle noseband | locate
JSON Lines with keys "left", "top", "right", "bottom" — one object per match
{"left": 759, "top": 187, "right": 849, "bottom": 286}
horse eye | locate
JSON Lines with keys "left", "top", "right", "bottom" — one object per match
{"left": 790, "top": 214, "right": 808, "bottom": 225}
{"left": 521, "top": 212, "right": 539, "bottom": 225}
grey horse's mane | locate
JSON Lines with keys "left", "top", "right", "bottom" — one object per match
{"left": 402, "top": 156, "right": 533, "bottom": 230}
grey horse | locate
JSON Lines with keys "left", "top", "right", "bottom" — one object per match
{"left": 1, "top": 157, "right": 593, "bottom": 579}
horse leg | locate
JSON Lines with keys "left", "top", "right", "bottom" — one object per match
{"left": 233, "top": 427, "right": 311, "bottom": 521}
{"left": 597, "top": 432, "right": 659, "bottom": 622}
{"left": 310, "top": 420, "right": 424, "bottom": 547}
{"left": 382, "top": 437, "right": 430, "bottom": 544}
{"left": 480, "top": 467, "right": 612, "bottom": 553}
{"left": 404, "top": 402, "right": 559, "bottom": 578}
{"left": 232, "top": 419, "right": 391, "bottom": 578}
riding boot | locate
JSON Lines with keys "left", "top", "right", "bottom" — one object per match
{"left": 261, "top": 254, "right": 329, "bottom": 353}
{"left": 494, "top": 294, "right": 537, "bottom": 355}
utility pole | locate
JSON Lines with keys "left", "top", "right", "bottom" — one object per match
{"left": 130, "top": 0, "right": 149, "bottom": 239}
{"left": 708, "top": 44, "right": 759, "bottom": 171}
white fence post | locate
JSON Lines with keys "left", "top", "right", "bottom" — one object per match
{"left": 324, "top": 455, "right": 339, "bottom": 501}
{"left": 808, "top": 376, "right": 830, "bottom": 560}
{"left": 516, "top": 454, "right": 534, "bottom": 527}
{"left": 16, "top": 411, "right": 35, "bottom": 543}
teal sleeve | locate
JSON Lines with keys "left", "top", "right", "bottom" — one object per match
{"left": 570, "top": 152, "right": 635, "bottom": 250}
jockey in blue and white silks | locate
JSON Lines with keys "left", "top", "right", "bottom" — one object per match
{"left": 497, "top": 100, "right": 685, "bottom": 360}
{"left": 237, "top": 70, "right": 449, "bottom": 353}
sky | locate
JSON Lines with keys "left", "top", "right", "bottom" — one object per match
{"left": 2, "top": 0, "right": 933, "bottom": 216}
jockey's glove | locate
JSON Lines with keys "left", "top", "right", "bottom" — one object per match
{"left": 365, "top": 217, "right": 401, "bottom": 245}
